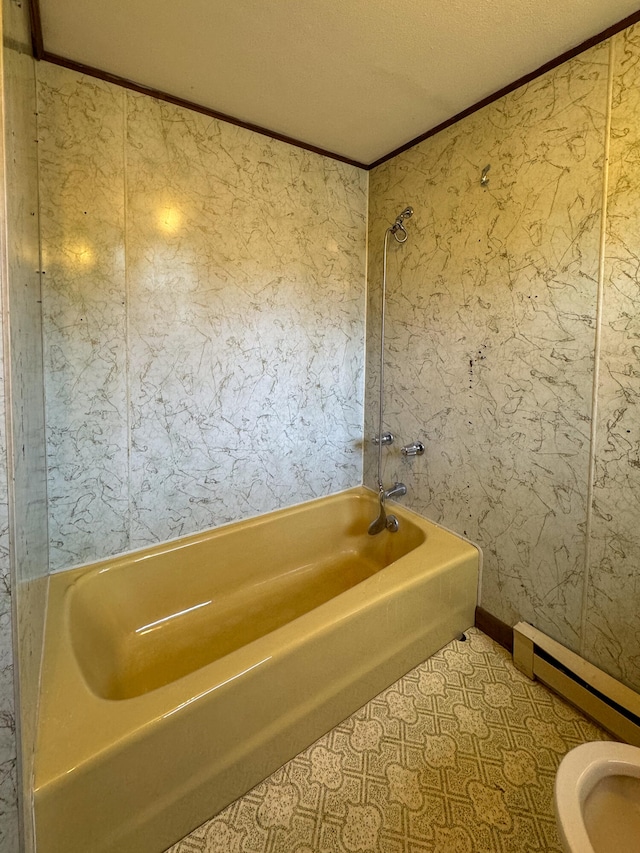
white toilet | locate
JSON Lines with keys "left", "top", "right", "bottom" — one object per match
{"left": 554, "top": 741, "right": 640, "bottom": 853}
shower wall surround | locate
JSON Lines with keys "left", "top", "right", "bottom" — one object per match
{"left": 367, "top": 31, "right": 640, "bottom": 692}
{"left": 38, "top": 63, "right": 368, "bottom": 571}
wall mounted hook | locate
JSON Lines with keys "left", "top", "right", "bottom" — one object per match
{"left": 480, "top": 164, "right": 490, "bottom": 187}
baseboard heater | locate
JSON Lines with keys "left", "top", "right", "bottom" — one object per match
{"left": 513, "top": 622, "right": 640, "bottom": 747}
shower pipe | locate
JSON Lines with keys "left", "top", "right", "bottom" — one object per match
{"left": 368, "top": 206, "right": 413, "bottom": 535}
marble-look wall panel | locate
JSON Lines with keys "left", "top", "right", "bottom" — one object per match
{"left": 125, "top": 95, "right": 366, "bottom": 547}
{"left": 3, "top": 14, "right": 47, "bottom": 589}
{"left": 38, "top": 65, "right": 128, "bottom": 570}
{"left": 38, "top": 62, "right": 367, "bottom": 565}
{"left": 0, "top": 280, "right": 16, "bottom": 853}
{"left": 1, "top": 0, "right": 48, "bottom": 846}
{"left": 367, "top": 44, "right": 610, "bottom": 651}
{"left": 585, "top": 29, "right": 640, "bottom": 692}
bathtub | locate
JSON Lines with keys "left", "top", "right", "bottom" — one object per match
{"left": 35, "top": 487, "right": 479, "bottom": 853}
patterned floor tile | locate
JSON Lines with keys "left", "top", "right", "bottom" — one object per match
{"left": 167, "top": 629, "right": 610, "bottom": 852}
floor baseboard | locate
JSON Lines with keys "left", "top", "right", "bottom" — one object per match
{"left": 474, "top": 606, "right": 513, "bottom": 653}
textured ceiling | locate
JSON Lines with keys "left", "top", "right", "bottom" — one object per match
{"left": 37, "top": 0, "right": 640, "bottom": 165}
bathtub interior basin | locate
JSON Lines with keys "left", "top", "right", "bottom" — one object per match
{"left": 71, "top": 494, "right": 425, "bottom": 700}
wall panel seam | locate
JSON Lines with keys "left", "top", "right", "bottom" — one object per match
{"left": 30, "top": 57, "right": 47, "bottom": 853}
{"left": 361, "top": 170, "right": 369, "bottom": 485}
{"left": 123, "top": 89, "right": 132, "bottom": 552}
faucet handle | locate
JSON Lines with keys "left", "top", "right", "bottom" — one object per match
{"left": 372, "top": 432, "right": 394, "bottom": 446}
{"left": 401, "top": 441, "right": 424, "bottom": 457}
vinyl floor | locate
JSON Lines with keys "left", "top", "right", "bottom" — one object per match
{"left": 167, "top": 627, "right": 610, "bottom": 852}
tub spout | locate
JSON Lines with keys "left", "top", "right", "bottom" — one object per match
{"left": 383, "top": 482, "right": 407, "bottom": 500}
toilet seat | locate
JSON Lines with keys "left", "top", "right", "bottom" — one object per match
{"left": 554, "top": 741, "right": 640, "bottom": 853}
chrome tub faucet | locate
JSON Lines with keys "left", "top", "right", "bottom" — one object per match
{"left": 368, "top": 482, "right": 407, "bottom": 535}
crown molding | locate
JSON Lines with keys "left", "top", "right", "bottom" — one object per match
{"left": 26, "top": 1, "right": 640, "bottom": 170}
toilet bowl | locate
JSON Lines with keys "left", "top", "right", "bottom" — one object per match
{"left": 554, "top": 741, "right": 640, "bottom": 853}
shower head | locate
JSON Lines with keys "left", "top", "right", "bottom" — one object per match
{"left": 390, "top": 206, "right": 414, "bottom": 242}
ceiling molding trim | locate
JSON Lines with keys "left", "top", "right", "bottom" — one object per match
{"left": 368, "top": 6, "right": 640, "bottom": 170}
{"left": 27, "top": 0, "right": 44, "bottom": 60}
{"left": 27, "top": 1, "right": 367, "bottom": 170}
{"left": 27, "top": 1, "right": 640, "bottom": 170}
{"left": 36, "top": 51, "right": 369, "bottom": 170}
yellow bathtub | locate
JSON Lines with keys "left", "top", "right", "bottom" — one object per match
{"left": 35, "top": 487, "right": 479, "bottom": 853}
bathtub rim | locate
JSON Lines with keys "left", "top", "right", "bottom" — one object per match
{"left": 67, "top": 499, "right": 428, "bottom": 702}
{"left": 35, "top": 486, "right": 479, "bottom": 791}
